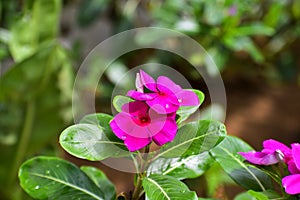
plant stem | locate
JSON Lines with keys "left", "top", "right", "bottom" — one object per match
{"left": 131, "top": 145, "right": 150, "bottom": 200}
{"left": 9, "top": 100, "right": 35, "bottom": 185}
{"left": 132, "top": 173, "right": 143, "bottom": 200}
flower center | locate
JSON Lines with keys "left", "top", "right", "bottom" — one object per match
{"left": 132, "top": 115, "right": 151, "bottom": 126}
{"left": 158, "top": 91, "right": 164, "bottom": 96}
{"left": 140, "top": 117, "right": 149, "bottom": 123}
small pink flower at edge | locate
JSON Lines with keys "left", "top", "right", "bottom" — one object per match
{"left": 238, "top": 139, "right": 291, "bottom": 165}
{"left": 127, "top": 70, "right": 200, "bottom": 114}
{"left": 282, "top": 143, "right": 300, "bottom": 195}
{"left": 109, "top": 101, "right": 177, "bottom": 152}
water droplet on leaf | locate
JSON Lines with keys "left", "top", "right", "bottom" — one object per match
{"left": 35, "top": 185, "right": 40, "bottom": 190}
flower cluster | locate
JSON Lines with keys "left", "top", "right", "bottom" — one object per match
{"left": 110, "top": 70, "right": 200, "bottom": 152}
{"left": 239, "top": 139, "right": 300, "bottom": 195}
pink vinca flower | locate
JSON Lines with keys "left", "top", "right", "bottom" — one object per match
{"left": 127, "top": 70, "right": 199, "bottom": 114}
{"left": 109, "top": 101, "right": 177, "bottom": 152}
{"left": 238, "top": 139, "right": 292, "bottom": 165}
{"left": 282, "top": 143, "right": 300, "bottom": 195}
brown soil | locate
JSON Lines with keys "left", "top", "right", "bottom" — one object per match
{"left": 226, "top": 80, "right": 300, "bottom": 149}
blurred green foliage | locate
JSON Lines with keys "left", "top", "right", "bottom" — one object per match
{"left": 0, "top": 0, "right": 73, "bottom": 199}
{"left": 76, "top": 0, "right": 300, "bottom": 83}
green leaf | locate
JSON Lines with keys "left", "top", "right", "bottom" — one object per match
{"left": 292, "top": 0, "right": 300, "bottom": 19}
{"left": 0, "top": 28, "right": 11, "bottom": 44}
{"left": 80, "top": 113, "right": 112, "bottom": 133}
{"left": 210, "top": 136, "right": 273, "bottom": 191}
{"left": 148, "top": 151, "right": 214, "bottom": 180}
{"left": 234, "top": 192, "right": 255, "bottom": 200}
{"left": 143, "top": 174, "right": 197, "bottom": 200}
{"left": 9, "top": 0, "right": 61, "bottom": 61}
{"left": 80, "top": 113, "right": 131, "bottom": 144}
{"left": 228, "top": 23, "right": 275, "bottom": 37}
{"left": 156, "top": 120, "right": 226, "bottom": 158}
{"left": 263, "top": 2, "right": 284, "bottom": 28}
{"left": 0, "top": 43, "right": 67, "bottom": 102}
{"left": 234, "top": 190, "right": 282, "bottom": 200}
{"left": 19, "top": 156, "right": 105, "bottom": 200}
{"left": 247, "top": 190, "right": 280, "bottom": 200}
{"left": 223, "top": 36, "right": 264, "bottom": 63}
{"left": 112, "top": 95, "right": 133, "bottom": 113}
{"left": 0, "top": 43, "right": 73, "bottom": 192}
{"left": 77, "top": 0, "right": 109, "bottom": 27}
{"left": 204, "top": 162, "right": 234, "bottom": 197}
{"left": 81, "top": 166, "right": 116, "bottom": 200}
{"left": 176, "top": 89, "right": 204, "bottom": 125}
{"left": 60, "top": 123, "right": 130, "bottom": 161}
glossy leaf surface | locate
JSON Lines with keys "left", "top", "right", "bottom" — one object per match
{"left": 210, "top": 136, "right": 273, "bottom": 191}
{"left": 19, "top": 156, "right": 105, "bottom": 200}
{"left": 148, "top": 151, "right": 213, "bottom": 180}
{"left": 143, "top": 174, "right": 197, "bottom": 200}
{"left": 60, "top": 123, "right": 130, "bottom": 161}
{"left": 81, "top": 166, "right": 116, "bottom": 200}
{"left": 156, "top": 120, "right": 226, "bottom": 158}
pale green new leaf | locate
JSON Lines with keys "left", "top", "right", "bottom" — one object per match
{"left": 176, "top": 89, "right": 204, "bottom": 125}
{"left": 112, "top": 95, "right": 133, "bottom": 112}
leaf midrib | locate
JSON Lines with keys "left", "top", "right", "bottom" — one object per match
{"left": 219, "top": 146, "right": 266, "bottom": 191}
{"left": 155, "top": 128, "right": 219, "bottom": 159}
{"left": 146, "top": 177, "right": 171, "bottom": 200}
{"left": 61, "top": 140, "right": 126, "bottom": 146}
{"left": 31, "top": 172, "right": 103, "bottom": 200}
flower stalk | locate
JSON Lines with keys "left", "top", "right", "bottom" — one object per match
{"left": 131, "top": 145, "right": 150, "bottom": 200}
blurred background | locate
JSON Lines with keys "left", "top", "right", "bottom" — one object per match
{"left": 0, "top": 0, "right": 300, "bottom": 199}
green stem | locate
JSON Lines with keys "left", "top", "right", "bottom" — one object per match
{"left": 9, "top": 100, "right": 35, "bottom": 185}
{"left": 131, "top": 145, "right": 150, "bottom": 200}
{"left": 132, "top": 173, "right": 143, "bottom": 200}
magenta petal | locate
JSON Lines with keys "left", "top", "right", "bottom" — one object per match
{"left": 147, "top": 108, "right": 167, "bottom": 137}
{"left": 288, "top": 161, "right": 300, "bottom": 174}
{"left": 282, "top": 174, "right": 300, "bottom": 195}
{"left": 140, "top": 70, "right": 157, "bottom": 92}
{"left": 127, "top": 90, "right": 155, "bottom": 101}
{"left": 292, "top": 143, "right": 300, "bottom": 170}
{"left": 112, "top": 112, "right": 135, "bottom": 135}
{"left": 238, "top": 151, "right": 278, "bottom": 165}
{"left": 147, "top": 97, "right": 179, "bottom": 114}
{"left": 129, "top": 125, "right": 152, "bottom": 139}
{"left": 122, "top": 101, "right": 148, "bottom": 116}
{"left": 124, "top": 135, "right": 151, "bottom": 152}
{"left": 157, "top": 76, "right": 181, "bottom": 95}
{"left": 263, "top": 139, "right": 291, "bottom": 154}
{"left": 109, "top": 119, "right": 128, "bottom": 140}
{"left": 152, "top": 117, "right": 177, "bottom": 146}
{"left": 176, "top": 90, "right": 200, "bottom": 106}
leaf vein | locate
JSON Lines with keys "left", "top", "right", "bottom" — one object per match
{"left": 30, "top": 172, "right": 103, "bottom": 200}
